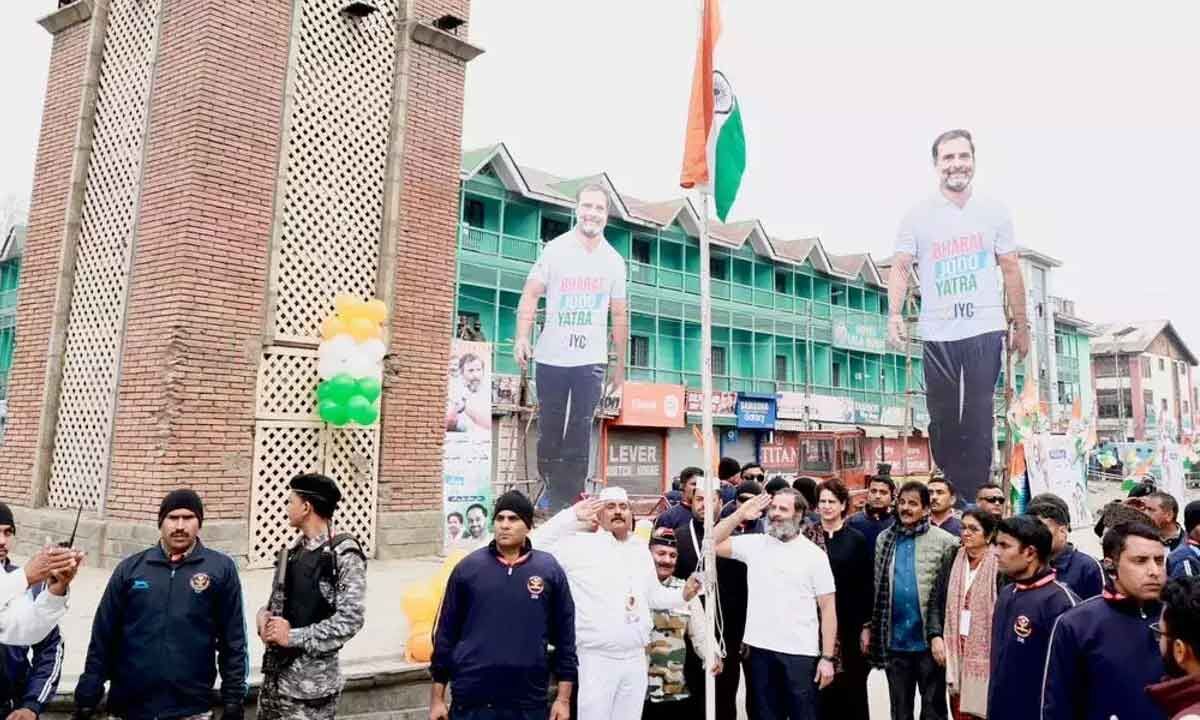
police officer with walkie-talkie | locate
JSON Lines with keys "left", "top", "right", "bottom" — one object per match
{"left": 256, "top": 474, "right": 367, "bottom": 720}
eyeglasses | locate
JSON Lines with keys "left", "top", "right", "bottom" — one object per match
{"left": 1150, "top": 621, "right": 1166, "bottom": 639}
{"left": 743, "top": 473, "right": 764, "bottom": 481}
{"left": 979, "top": 495, "right": 1005, "bottom": 504}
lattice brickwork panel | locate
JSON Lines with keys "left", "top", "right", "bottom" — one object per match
{"left": 255, "top": 347, "right": 319, "bottom": 420}
{"left": 325, "top": 426, "right": 379, "bottom": 555}
{"left": 248, "top": 422, "right": 323, "bottom": 567}
{"left": 269, "top": 0, "right": 399, "bottom": 342}
{"left": 48, "top": 0, "right": 163, "bottom": 511}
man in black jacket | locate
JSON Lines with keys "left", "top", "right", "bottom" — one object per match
{"left": 75, "top": 489, "right": 248, "bottom": 720}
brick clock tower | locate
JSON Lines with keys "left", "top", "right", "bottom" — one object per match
{"left": 3, "top": 0, "right": 480, "bottom": 566}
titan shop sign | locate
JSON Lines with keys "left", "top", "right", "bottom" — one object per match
{"left": 760, "top": 433, "right": 800, "bottom": 472}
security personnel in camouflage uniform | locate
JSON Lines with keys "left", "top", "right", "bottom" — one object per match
{"left": 645, "top": 527, "right": 718, "bottom": 720}
{"left": 257, "top": 474, "right": 366, "bottom": 720}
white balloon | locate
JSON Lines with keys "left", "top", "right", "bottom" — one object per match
{"left": 346, "top": 352, "right": 374, "bottom": 378}
{"left": 361, "top": 338, "right": 386, "bottom": 363}
{"left": 317, "top": 355, "right": 340, "bottom": 380}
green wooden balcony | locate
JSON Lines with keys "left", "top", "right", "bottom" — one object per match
{"left": 459, "top": 226, "right": 540, "bottom": 263}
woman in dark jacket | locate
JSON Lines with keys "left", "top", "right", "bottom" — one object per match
{"left": 816, "top": 479, "right": 873, "bottom": 720}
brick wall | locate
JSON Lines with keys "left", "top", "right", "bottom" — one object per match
{"left": 105, "top": 0, "right": 290, "bottom": 521}
{"left": 378, "top": 1, "right": 473, "bottom": 514}
{"left": 0, "top": 20, "right": 91, "bottom": 504}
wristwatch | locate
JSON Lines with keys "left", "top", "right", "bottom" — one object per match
{"left": 820, "top": 654, "right": 835, "bottom": 662}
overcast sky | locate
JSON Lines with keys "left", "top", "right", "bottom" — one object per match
{"left": 5, "top": 2, "right": 1200, "bottom": 350}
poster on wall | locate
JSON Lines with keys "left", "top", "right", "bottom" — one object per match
{"left": 1023, "top": 433, "right": 1093, "bottom": 529}
{"left": 1160, "top": 441, "right": 1187, "bottom": 515}
{"left": 443, "top": 340, "right": 494, "bottom": 551}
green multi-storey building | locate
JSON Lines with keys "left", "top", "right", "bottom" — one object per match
{"left": 454, "top": 145, "right": 931, "bottom": 488}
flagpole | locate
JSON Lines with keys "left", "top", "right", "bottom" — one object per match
{"left": 699, "top": 189, "right": 717, "bottom": 720}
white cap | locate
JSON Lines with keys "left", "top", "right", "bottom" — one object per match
{"left": 598, "top": 486, "right": 629, "bottom": 502}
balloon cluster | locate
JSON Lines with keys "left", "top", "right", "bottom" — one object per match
{"left": 401, "top": 551, "right": 467, "bottom": 662}
{"left": 316, "top": 295, "right": 387, "bottom": 426}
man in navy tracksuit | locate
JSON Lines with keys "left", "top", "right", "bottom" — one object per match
{"left": 988, "top": 516, "right": 1078, "bottom": 720}
{"left": 1167, "top": 501, "right": 1200, "bottom": 579}
{"left": 75, "top": 490, "right": 248, "bottom": 720}
{"left": 1028, "top": 496, "right": 1105, "bottom": 599}
{"left": 0, "top": 503, "right": 63, "bottom": 719}
{"left": 1040, "top": 522, "right": 1168, "bottom": 720}
{"left": 430, "top": 491, "right": 577, "bottom": 720}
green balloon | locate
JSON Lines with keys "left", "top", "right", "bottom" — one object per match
{"left": 316, "top": 380, "right": 334, "bottom": 402}
{"left": 327, "top": 374, "right": 358, "bottom": 404}
{"left": 347, "top": 395, "right": 378, "bottom": 425}
{"left": 358, "top": 377, "right": 382, "bottom": 403}
{"left": 318, "top": 399, "right": 350, "bottom": 426}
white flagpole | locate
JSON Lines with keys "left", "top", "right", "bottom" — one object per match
{"left": 699, "top": 189, "right": 717, "bottom": 720}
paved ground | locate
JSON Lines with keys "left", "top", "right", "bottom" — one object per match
{"left": 33, "top": 478, "right": 1141, "bottom": 716}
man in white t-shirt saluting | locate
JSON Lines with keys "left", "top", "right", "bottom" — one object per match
{"left": 515, "top": 184, "right": 629, "bottom": 511}
{"left": 712, "top": 488, "right": 837, "bottom": 720}
{"left": 886, "top": 129, "right": 1029, "bottom": 505}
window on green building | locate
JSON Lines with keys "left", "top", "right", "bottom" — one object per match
{"left": 775, "top": 355, "right": 788, "bottom": 382}
{"left": 631, "top": 335, "right": 650, "bottom": 368}
{"left": 711, "top": 346, "right": 727, "bottom": 376}
{"left": 540, "top": 216, "right": 570, "bottom": 242}
{"left": 775, "top": 270, "right": 790, "bottom": 294}
{"left": 710, "top": 256, "right": 729, "bottom": 280}
{"left": 632, "top": 237, "right": 652, "bottom": 265}
{"left": 464, "top": 198, "right": 485, "bottom": 227}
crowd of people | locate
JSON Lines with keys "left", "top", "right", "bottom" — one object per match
{"left": 430, "top": 461, "right": 1200, "bottom": 720}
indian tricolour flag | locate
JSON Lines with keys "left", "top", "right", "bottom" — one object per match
{"left": 679, "top": 0, "right": 745, "bottom": 222}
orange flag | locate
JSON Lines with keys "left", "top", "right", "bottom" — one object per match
{"left": 680, "top": 0, "right": 722, "bottom": 188}
{"left": 691, "top": 423, "right": 719, "bottom": 486}
{"left": 1009, "top": 442, "right": 1027, "bottom": 480}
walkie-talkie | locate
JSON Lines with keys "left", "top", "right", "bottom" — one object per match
{"left": 58, "top": 506, "right": 82, "bottom": 548}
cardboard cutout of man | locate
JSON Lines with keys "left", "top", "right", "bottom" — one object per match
{"left": 515, "top": 184, "right": 628, "bottom": 511}
{"left": 887, "top": 129, "right": 1029, "bottom": 503}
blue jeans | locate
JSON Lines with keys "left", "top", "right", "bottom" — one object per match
{"left": 922, "top": 331, "right": 1004, "bottom": 504}
{"left": 535, "top": 362, "right": 605, "bottom": 511}
{"left": 747, "top": 646, "right": 817, "bottom": 720}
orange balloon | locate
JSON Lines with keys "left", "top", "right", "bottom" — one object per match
{"left": 363, "top": 299, "right": 388, "bottom": 324}
{"left": 349, "top": 317, "right": 382, "bottom": 342}
{"left": 400, "top": 582, "right": 440, "bottom": 624}
{"left": 407, "top": 626, "right": 434, "bottom": 663}
{"left": 320, "top": 314, "right": 349, "bottom": 340}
